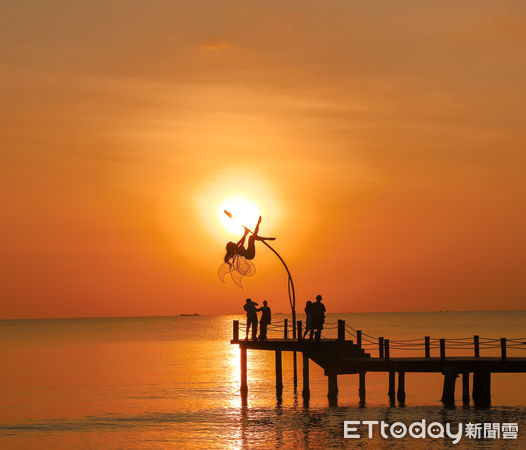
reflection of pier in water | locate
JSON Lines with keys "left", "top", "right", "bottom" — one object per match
{"left": 230, "top": 319, "right": 526, "bottom": 408}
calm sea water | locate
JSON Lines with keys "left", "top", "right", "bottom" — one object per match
{"left": 0, "top": 311, "right": 525, "bottom": 448}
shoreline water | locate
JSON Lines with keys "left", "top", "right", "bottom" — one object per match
{"left": 1, "top": 311, "right": 525, "bottom": 448}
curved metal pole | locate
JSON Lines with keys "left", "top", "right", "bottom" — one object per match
{"left": 261, "top": 241, "right": 296, "bottom": 338}
{"left": 237, "top": 223, "right": 296, "bottom": 338}
{"left": 225, "top": 213, "right": 299, "bottom": 388}
{"left": 261, "top": 240, "right": 298, "bottom": 390}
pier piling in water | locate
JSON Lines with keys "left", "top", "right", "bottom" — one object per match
{"left": 397, "top": 371, "right": 406, "bottom": 406}
{"left": 293, "top": 352, "right": 297, "bottom": 391}
{"left": 388, "top": 371, "right": 396, "bottom": 405}
{"left": 231, "top": 319, "right": 525, "bottom": 408}
{"left": 240, "top": 346, "right": 248, "bottom": 395}
{"left": 302, "top": 352, "right": 310, "bottom": 398}
{"left": 473, "top": 371, "right": 491, "bottom": 408}
{"left": 441, "top": 369, "right": 457, "bottom": 406}
{"left": 328, "top": 372, "right": 338, "bottom": 401}
{"left": 359, "top": 372, "right": 366, "bottom": 404}
{"left": 275, "top": 350, "right": 283, "bottom": 395}
{"left": 462, "top": 372, "right": 470, "bottom": 405}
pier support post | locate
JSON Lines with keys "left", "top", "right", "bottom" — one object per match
{"left": 397, "top": 371, "right": 406, "bottom": 406}
{"left": 302, "top": 352, "right": 310, "bottom": 398}
{"left": 293, "top": 352, "right": 297, "bottom": 391}
{"left": 473, "top": 371, "right": 491, "bottom": 408}
{"left": 441, "top": 369, "right": 457, "bottom": 406}
{"left": 328, "top": 371, "right": 338, "bottom": 403}
{"left": 240, "top": 345, "right": 248, "bottom": 395}
{"left": 295, "top": 320, "right": 302, "bottom": 394}
{"left": 275, "top": 350, "right": 283, "bottom": 395}
{"left": 462, "top": 372, "right": 470, "bottom": 406}
{"left": 359, "top": 372, "right": 366, "bottom": 405}
{"left": 388, "top": 371, "right": 396, "bottom": 406}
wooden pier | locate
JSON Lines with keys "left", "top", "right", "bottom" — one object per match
{"left": 231, "top": 319, "right": 526, "bottom": 408}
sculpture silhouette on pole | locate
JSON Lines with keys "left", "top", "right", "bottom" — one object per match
{"left": 219, "top": 212, "right": 297, "bottom": 339}
{"left": 218, "top": 216, "right": 275, "bottom": 287}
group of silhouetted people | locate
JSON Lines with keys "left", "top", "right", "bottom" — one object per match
{"left": 243, "top": 294, "right": 326, "bottom": 343}
{"left": 243, "top": 298, "right": 271, "bottom": 341}
{"left": 303, "top": 294, "right": 326, "bottom": 342}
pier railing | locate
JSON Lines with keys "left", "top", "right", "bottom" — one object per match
{"left": 233, "top": 319, "right": 526, "bottom": 360}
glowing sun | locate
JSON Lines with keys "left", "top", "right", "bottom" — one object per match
{"left": 219, "top": 197, "right": 261, "bottom": 235}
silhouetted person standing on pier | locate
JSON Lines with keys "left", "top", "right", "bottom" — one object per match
{"left": 257, "top": 300, "right": 271, "bottom": 341}
{"left": 311, "top": 294, "right": 326, "bottom": 343}
{"left": 303, "top": 301, "right": 314, "bottom": 340}
{"left": 244, "top": 298, "right": 258, "bottom": 341}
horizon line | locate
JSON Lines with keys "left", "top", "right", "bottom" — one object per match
{"left": 1, "top": 308, "right": 525, "bottom": 321}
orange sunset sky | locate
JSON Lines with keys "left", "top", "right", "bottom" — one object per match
{"left": 1, "top": 1, "right": 525, "bottom": 319}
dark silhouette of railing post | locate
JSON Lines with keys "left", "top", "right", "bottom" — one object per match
{"left": 474, "top": 335, "right": 480, "bottom": 358}
{"left": 440, "top": 339, "right": 446, "bottom": 360}
{"left": 384, "top": 339, "right": 390, "bottom": 360}
{"left": 379, "top": 337, "right": 384, "bottom": 359}
{"left": 357, "top": 330, "right": 362, "bottom": 348}
{"left": 283, "top": 319, "right": 288, "bottom": 339}
{"left": 501, "top": 338, "right": 507, "bottom": 361}
{"left": 425, "top": 336, "right": 430, "bottom": 358}
{"left": 297, "top": 320, "right": 303, "bottom": 342}
{"left": 233, "top": 320, "right": 239, "bottom": 342}
{"left": 337, "top": 320, "right": 345, "bottom": 342}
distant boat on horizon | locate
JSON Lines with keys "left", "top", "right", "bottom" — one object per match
{"left": 179, "top": 313, "right": 199, "bottom": 317}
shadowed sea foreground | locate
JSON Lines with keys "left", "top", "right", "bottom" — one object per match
{"left": 1, "top": 312, "right": 525, "bottom": 448}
